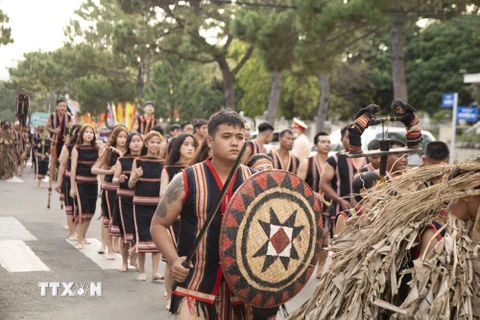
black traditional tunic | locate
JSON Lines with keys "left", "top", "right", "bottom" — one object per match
{"left": 135, "top": 115, "right": 158, "bottom": 135}
{"left": 267, "top": 149, "right": 299, "bottom": 174}
{"left": 247, "top": 139, "right": 266, "bottom": 155}
{"left": 74, "top": 145, "right": 98, "bottom": 223}
{"left": 132, "top": 157, "right": 163, "bottom": 253}
{"left": 171, "top": 160, "right": 279, "bottom": 320}
{"left": 110, "top": 155, "right": 136, "bottom": 243}
{"left": 33, "top": 135, "right": 50, "bottom": 179}
{"left": 101, "top": 151, "right": 120, "bottom": 228}
{"left": 62, "top": 144, "right": 75, "bottom": 215}
{"left": 304, "top": 155, "right": 324, "bottom": 193}
{"left": 49, "top": 112, "right": 71, "bottom": 160}
{"left": 326, "top": 152, "right": 359, "bottom": 217}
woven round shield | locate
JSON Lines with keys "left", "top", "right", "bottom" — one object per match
{"left": 220, "top": 170, "right": 324, "bottom": 308}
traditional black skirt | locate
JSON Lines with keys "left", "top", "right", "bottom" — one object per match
{"left": 62, "top": 173, "right": 74, "bottom": 215}
{"left": 36, "top": 156, "right": 49, "bottom": 179}
{"left": 101, "top": 189, "right": 117, "bottom": 229}
{"left": 75, "top": 182, "right": 98, "bottom": 223}
{"left": 133, "top": 204, "right": 159, "bottom": 253}
{"left": 110, "top": 194, "right": 135, "bottom": 244}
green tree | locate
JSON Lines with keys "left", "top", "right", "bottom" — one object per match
{"left": 0, "top": 82, "right": 16, "bottom": 121}
{"left": 66, "top": 0, "right": 157, "bottom": 99}
{"left": 295, "top": 0, "right": 382, "bottom": 130}
{"left": 235, "top": 50, "right": 320, "bottom": 120}
{"left": 405, "top": 15, "right": 480, "bottom": 115}
{"left": 117, "top": 0, "right": 255, "bottom": 111}
{"left": 0, "top": 9, "right": 13, "bottom": 47}
{"left": 7, "top": 45, "right": 136, "bottom": 114}
{"left": 233, "top": 8, "right": 297, "bottom": 125}
{"left": 144, "top": 55, "right": 224, "bottom": 120}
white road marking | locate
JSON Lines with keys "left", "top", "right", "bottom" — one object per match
{"left": 0, "top": 240, "right": 50, "bottom": 272}
{"left": 6, "top": 176, "right": 23, "bottom": 183}
{"left": 66, "top": 238, "right": 133, "bottom": 270}
{"left": 0, "top": 217, "right": 37, "bottom": 241}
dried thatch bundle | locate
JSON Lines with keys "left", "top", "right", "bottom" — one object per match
{"left": 0, "top": 131, "right": 18, "bottom": 179}
{"left": 290, "top": 160, "right": 480, "bottom": 320}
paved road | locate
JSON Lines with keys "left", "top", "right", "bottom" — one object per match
{"left": 0, "top": 168, "right": 319, "bottom": 320}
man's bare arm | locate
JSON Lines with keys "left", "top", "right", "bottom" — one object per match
{"left": 152, "top": 173, "right": 185, "bottom": 265}
{"left": 297, "top": 159, "right": 308, "bottom": 181}
{"left": 320, "top": 162, "right": 350, "bottom": 211}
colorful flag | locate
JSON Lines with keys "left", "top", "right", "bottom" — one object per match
{"left": 125, "top": 103, "right": 133, "bottom": 129}
{"left": 117, "top": 103, "right": 124, "bottom": 125}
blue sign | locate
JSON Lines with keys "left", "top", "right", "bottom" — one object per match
{"left": 442, "top": 93, "right": 455, "bottom": 108}
{"left": 457, "top": 106, "right": 478, "bottom": 121}
{"left": 30, "top": 112, "right": 50, "bottom": 126}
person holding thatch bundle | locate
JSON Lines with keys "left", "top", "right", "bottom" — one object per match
{"left": 290, "top": 158, "right": 480, "bottom": 319}
{"left": 0, "top": 121, "right": 18, "bottom": 179}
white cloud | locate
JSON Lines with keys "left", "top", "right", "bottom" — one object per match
{"left": 0, "top": 0, "right": 85, "bottom": 80}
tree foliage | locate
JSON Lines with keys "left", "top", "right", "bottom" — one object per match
{"left": 117, "top": 0, "right": 256, "bottom": 110}
{"left": 0, "top": 82, "right": 16, "bottom": 122}
{"left": 144, "top": 55, "right": 224, "bottom": 120}
{"left": 406, "top": 15, "right": 480, "bottom": 114}
{"left": 0, "top": 9, "right": 13, "bottom": 47}
{"left": 7, "top": 45, "right": 136, "bottom": 114}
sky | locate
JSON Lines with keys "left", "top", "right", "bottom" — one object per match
{"left": 0, "top": 0, "right": 85, "bottom": 80}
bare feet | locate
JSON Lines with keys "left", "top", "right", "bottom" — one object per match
{"left": 75, "top": 243, "right": 84, "bottom": 250}
{"left": 137, "top": 273, "right": 146, "bottom": 281}
{"left": 64, "top": 225, "right": 68, "bottom": 230}
{"left": 84, "top": 239, "right": 91, "bottom": 245}
{"left": 163, "top": 292, "right": 167, "bottom": 297}
{"left": 107, "top": 253, "right": 116, "bottom": 260}
{"left": 152, "top": 273, "right": 164, "bottom": 281}
{"left": 119, "top": 264, "right": 128, "bottom": 272}
{"left": 165, "top": 299, "right": 171, "bottom": 310}
{"left": 68, "top": 235, "right": 78, "bottom": 241}
{"left": 130, "top": 255, "right": 138, "bottom": 270}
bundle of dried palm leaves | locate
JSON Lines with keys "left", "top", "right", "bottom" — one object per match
{"left": 290, "top": 160, "right": 480, "bottom": 320}
{"left": 0, "top": 131, "right": 18, "bottom": 179}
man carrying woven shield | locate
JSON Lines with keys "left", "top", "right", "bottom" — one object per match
{"left": 151, "top": 110, "right": 279, "bottom": 320}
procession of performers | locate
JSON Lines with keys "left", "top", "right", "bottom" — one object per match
{"left": 4, "top": 93, "right": 480, "bottom": 319}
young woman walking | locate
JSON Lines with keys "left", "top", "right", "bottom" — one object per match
{"left": 70, "top": 124, "right": 100, "bottom": 249}
{"left": 129, "top": 131, "right": 164, "bottom": 281}
{"left": 110, "top": 132, "right": 143, "bottom": 272}
{"left": 92, "top": 125, "right": 128, "bottom": 259}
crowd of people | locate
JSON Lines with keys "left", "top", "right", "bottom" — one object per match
{"left": 2, "top": 96, "right": 475, "bottom": 320}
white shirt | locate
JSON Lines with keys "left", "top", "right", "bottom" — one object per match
{"left": 292, "top": 133, "right": 310, "bottom": 161}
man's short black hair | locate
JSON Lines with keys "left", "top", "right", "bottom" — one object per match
{"left": 143, "top": 101, "right": 155, "bottom": 108}
{"left": 390, "top": 139, "right": 406, "bottom": 148}
{"left": 246, "top": 154, "right": 273, "bottom": 168}
{"left": 180, "top": 121, "right": 192, "bottom": 130}
{"left": 352, "top": 172, "right": 380, "bottom": 203}
{"left": 208, "top": 110, "right": 245, "bottom": 138}
{"left": 279, "top": 129, "right": 293, "bottom": 138}
{"left": 194, "top": 119, "right": 208, "bottom": 129}
{"left": 425, "top": 141, "right": 449, "bottom": 160}
{"left": 367, "top": 139, "right": 380, "bottom": 150}
{"left": 169, "top": 124, "right": 180, "bottom": 133}
{"left": 150, "top": 125, "right": 164, "bottom": 136}
{"left": 314, "top": 132, "right": 329, "bottom": 145}
{"left": 56, "top": 98, "right": 66, "bottom": 105}
{"left": 257, "top": 122, "right": 274, "bottom": 133}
